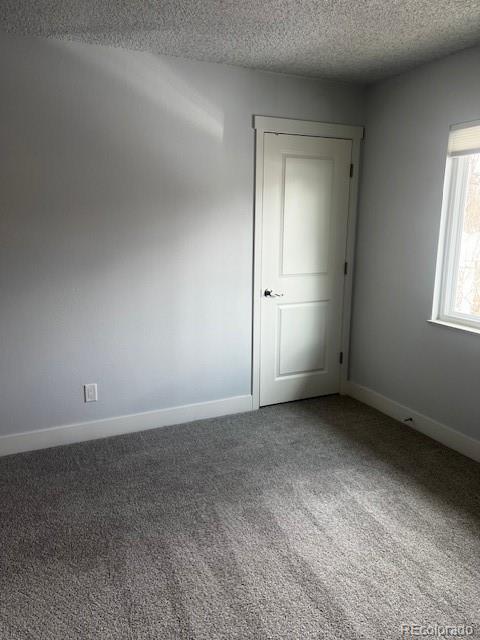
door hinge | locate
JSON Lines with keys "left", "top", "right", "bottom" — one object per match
{"left": 349, "top": 163, "right": 354, "bottom": 178}
{"left": 344, "top": 261, "right": 348, "bottom": 275}
{"left": 339, "top": 352, "right": 344, "bottom": 365}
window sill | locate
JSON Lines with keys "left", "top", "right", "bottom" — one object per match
{"left": 428, "top": 318, "right": 480, "bottom": 336}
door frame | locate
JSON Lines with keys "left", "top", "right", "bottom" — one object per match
{"left": 252, "top": 116, "right": 364, "bottom": 409}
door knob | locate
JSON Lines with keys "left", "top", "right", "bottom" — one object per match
{"left": 264, "top": 288, "right": 285, "bottom": 297}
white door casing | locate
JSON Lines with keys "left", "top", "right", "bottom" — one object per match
{"left": 253, "top": 117, "right": 363, "bottom": 408}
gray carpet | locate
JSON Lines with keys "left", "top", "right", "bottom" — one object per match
{"left": 1, "top": 396, "right": 479, "bottom": 639}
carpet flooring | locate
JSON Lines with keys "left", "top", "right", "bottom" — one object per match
{"left": 0, "top": 396, "right": 479, "bottom": 639}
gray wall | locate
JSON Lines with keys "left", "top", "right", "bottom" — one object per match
{"left": 0, "top": 33, "right": 365, "bottom": 436}
{"left": 350, "top": 45, "right": 480, "bottom": 439}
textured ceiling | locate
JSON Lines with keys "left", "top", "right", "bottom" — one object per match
{"left": 2, "top": 1, "right": 480, "bottom": 82}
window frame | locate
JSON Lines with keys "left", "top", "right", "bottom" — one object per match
{"left": 432, "top": 141, "right": 480, "bottom": 333}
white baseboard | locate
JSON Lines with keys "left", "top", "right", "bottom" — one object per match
{"left": 0, "top": 394, "right": 253, "bottom": 457}
{"left": 344, "top": 381, "right": 480, "bottom": 464}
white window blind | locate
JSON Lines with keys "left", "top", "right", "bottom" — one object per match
{"left": 448, "top": 121, "right": 480, "bottom": 157}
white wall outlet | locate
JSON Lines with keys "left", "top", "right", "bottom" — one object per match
{"left": 83, "top": 383, "right": 98, "bottom": 403}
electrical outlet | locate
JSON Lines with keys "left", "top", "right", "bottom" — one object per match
{"left": 84, "top": 383, "right": 98, "bottom": 403}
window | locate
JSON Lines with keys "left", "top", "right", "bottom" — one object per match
{"left": 432, "top": 121, "right": 480, "bottom": 332}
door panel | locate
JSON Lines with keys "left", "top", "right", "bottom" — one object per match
{"left": 282, "top": 156, "right": 333, "bottom": 275}
{"left": 260, "top": 133, "right": 352, "bottom": 406}
{"left": 277, "top": 302, "right": 328, "bottom": 376}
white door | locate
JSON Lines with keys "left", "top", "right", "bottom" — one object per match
{"left": 260, "top": 133, "right": 352, "bottom": 406}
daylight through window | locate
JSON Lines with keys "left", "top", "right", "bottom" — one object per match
{"left": 433, "top": 122, "right": 480, "bottom": 330}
